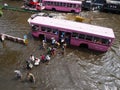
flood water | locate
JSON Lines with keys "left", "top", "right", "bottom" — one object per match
{"left": 0, "top": 0, "right": 120, "bottom": 90}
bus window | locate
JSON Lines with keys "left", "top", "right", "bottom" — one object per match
{"left": 79, "top": 34, "right": 85, "bottom": 39}
{"left": 53, "top": 2, "right": 55, "bottom": 5}
{"left": 41, "top": 26, "right": 46, "bottom": 31}
{"left": 76, "top": 4, "right": 80, "bottom": 8}
{"left": 94, "top": 37, "right": 102, "bottom": 44}
{"left": 72, "top": 32, "right": 79, "bottom": 39}
{"left": 49, "top": 2, "right": 51, "bottom": 5}
{"left": 60, "top": 2, "right": 62, "bottom": 6}
{"left": 47, "top": 1, "right": 50, "bottom": 5}
{"left": 56, "top": 2, "right": 59, "bottom": 6}
{"left": 54, "top": 2, "right": 57, "bottom": 6}
{"left": 53, "top": 29, "right": 58, "bottom": 35}
{"left": 70, "top": 4, "right": 73, "bottom": 7}
{"left": 101, "top": 38, "right": 110, "bottom": 45}
{"left": 32, "top": 25, "right": 39, "bottom": 31}
{"left": 63, "top": 3, "right": 66, "bottom": 7}
{"left": 47, "top": 28, "right": 52, "bottom": 32}
{"left": 72, "top": 4, "right": 76, "bottom": 8}
{"left": 86, "top": 35, "right": 93, "bottom": 41}
{"left": 67, "top": 3, "right": 70, "bottom": 7}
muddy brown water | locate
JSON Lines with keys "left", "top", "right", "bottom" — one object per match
{"left": 0, "top": 0, "right": 120, "bottom": 90}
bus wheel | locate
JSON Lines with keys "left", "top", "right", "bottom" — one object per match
{"left": 39, "top": 34, "right": 45, "bottom": 40}
{"left": 71, "top": 10, "right": 75, "bottom": 13}
{"left": 52, "top": 8, "right": 56, "bottom": 11}
{"left": 79, "top": 44, "right": 88, "bottom": 49}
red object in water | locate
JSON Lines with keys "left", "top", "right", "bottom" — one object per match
{"left": 41, "top": 55, "right": 45, "bottom": 61}
{"left": 30, "top": 1, "right": 39, "bottom": 5}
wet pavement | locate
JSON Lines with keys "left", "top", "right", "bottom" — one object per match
{"left": 0, "top": 0, "right": 120, "bottom": 90}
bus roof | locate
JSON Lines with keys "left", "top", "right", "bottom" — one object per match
{"left": 43, "top": 0, "right": 82, "bottom": 4}
{"left": 29, "top": 16, "right": 115, "bottom": 38}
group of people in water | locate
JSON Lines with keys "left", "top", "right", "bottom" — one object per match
{"left": 14, "top": 36, "right": 67, "bottom": 83}
{"left": 14, "top": 70, "right": 35, "bottom": 83}
{"left": 26, "top": 36, "right": 67, "bottom": 69}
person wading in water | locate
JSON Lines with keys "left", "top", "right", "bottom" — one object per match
{"left": 26, "top": 72, "right": 35, "bottom": 83}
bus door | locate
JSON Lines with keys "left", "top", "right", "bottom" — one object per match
{"left": 59, "top": 31, "right": 71, "bottom": 45}
{"left": 65, "top": 32, "right": 71, "bottom": 45}
{"left": 59, "top": 31, "right": 65, "bottom": 44}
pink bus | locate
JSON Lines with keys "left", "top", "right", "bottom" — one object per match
{"left": 42, "top": 0, "right": 82, "bottom": 13}
{"left": 28, "top": 16, "right": 115, "bottom": 52}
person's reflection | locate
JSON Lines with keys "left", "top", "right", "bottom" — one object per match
{"left": 2, "top": 41, "right": 6, "bottom": 48}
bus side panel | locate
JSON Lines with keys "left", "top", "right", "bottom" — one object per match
{"left": 55, "top": 6, "right": 81, "bottom": 13}
{"left": 32, "top": 31, "right": 40, "bottom": 38}
{"left": 45, "top": 33, "right": 59, "bottom": 41}
{"left": 88, "top": 43, "right": 109, "bottom": 52}
{"left": 44, "top": 6, "right": 53, "bottom": 10}
{"left": 70, "top": 39, "right": 80, "bottom": 46}
{"left": 44, "top": 5, "right": 81, "bottom": 13}
{"left": 71, "top": 38, "right": 110, "bottom": 52}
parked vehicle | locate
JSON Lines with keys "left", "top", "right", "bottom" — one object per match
{"left": 21, "top": 0, "right": 45, "bottom": 11}
{"left": 82, "top": 0, "right": 106, "bottom": 11}
{"left": 82, "top": 0, "right": 120, "bottom": 13}
{"left": 102, "top": 0, "right": 120, "bottom": 13}
{"left": 42, "top": 0, "right": 82, "bottom": 13}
